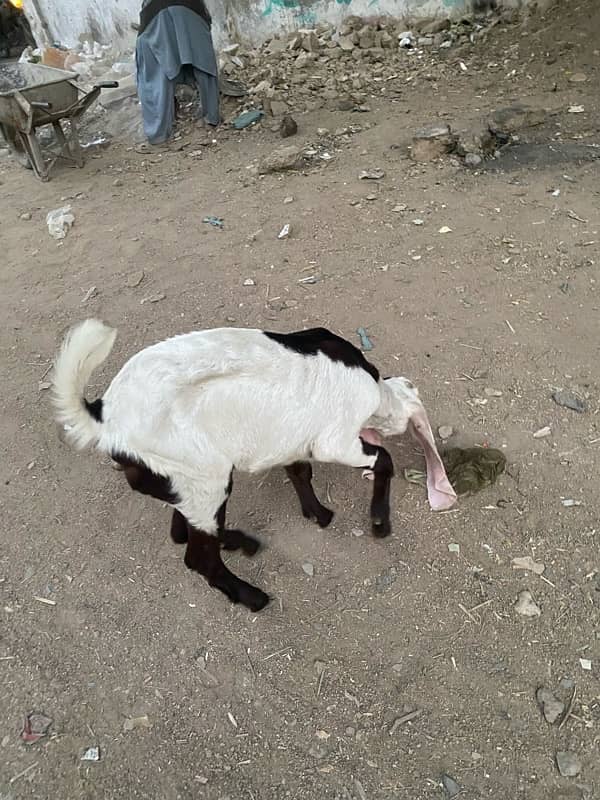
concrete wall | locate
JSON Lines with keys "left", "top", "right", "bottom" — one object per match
{"left": 23, "top": 0, "right": 521, "bottom": 51}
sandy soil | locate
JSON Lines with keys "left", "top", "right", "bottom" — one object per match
{"left": 1, "top": 3, "right": 599, "bottom": 799}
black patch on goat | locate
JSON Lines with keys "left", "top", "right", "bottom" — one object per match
{"left": 85, "top": 398, "right": 103, "bottom": 422}
{"left": 264, "top": 328, "right": 380, "bottom": 383}
{"left": 111, "top": 452, "right": 180, "bottom": 504}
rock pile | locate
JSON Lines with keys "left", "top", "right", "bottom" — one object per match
{"left": 221, "top": 13, "right": 505, "bottom": 116}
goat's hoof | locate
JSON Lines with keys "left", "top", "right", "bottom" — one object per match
{"left": 170, "top": 526, "right": 189, "bottom": 544}
{"left": 240, "top": 535, "right": 261, "bottom": 556}
{"left": 238, "top": 584, "right": 270, "bottom": 612}
{"left": 315, "top": 507, "right": 334, "bottom": 529}
{"left": 371, "top": 517, "right": 391, "bottom": 538}
{"left": 219, "top": 529, "right": 261, "bottom": 556}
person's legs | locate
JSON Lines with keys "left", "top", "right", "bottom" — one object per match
{"left": 193, "top": 68, "right": 220, "bottom": 126}
{"left": 136, "top": 37, "right": 176, "bottom": 144}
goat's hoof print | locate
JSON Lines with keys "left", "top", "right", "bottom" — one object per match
{"left": 372, "top": 517, "right": 391, "bottom": 538}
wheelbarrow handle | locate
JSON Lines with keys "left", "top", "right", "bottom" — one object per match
{"left": 30, "top": 101, "right": 52, "bottom": 110}
{"left": 95, "top": 81, "right": 119, "bottom": 89}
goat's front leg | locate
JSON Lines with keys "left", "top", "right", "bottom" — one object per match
{"left": 313, "top": 436, "right": 394, "bottom": 537}
{"left": 360, "top": 440, "right": 394, "bottom": 537}
{"left": 184, "top": 527, "right": 269, "bottom": 612}
{"left": 285, "top": 461, "right": 334, "bottom": 528}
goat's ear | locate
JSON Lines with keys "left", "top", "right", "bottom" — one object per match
{"left": 408, "top": 406, "right": 457, "bottom": 511}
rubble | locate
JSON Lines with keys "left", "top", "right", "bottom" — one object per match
{"left": 488, "top": 105, "right": 548, "bottom": 136}
{"left": 280, "top": 115, "right": 298, "bottom": 138}
{"left": 17, "top": 11, "right": 514, "bottom": 143}
{"left": 411, "top": 124, "right": 457, "bottom": 162}
{"left": 258, "top": 144, "right": 305, "bottom": 174}
{"left": 219, "top": 13, "right": 507, "bottom": 119}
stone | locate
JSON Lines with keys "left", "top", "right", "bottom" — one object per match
{"left": 302, "top": 31, "right": 320, "bottom": 53}
{"left": 280, "top": 116, "right": 298, "bottom": 138}
{"left": 441, "top": 774, "right": 461, "bottom": 798}
{"left": 258, "top": 145, "right": 304, "bottom": 174}
{"left": 489, "top": 105, "right": 547, "bottom": 135}
{"left": 270, "top": 100, "right": 289, "bottom": 117}
{"left": 438, "top": 425, "right": 454, "bottom": 440}
{"left": 295, "top": 52, "right": 311, "bottom": 69}
{"left": 417, "top": 37, "right": 434, "bottom": 47}
{"left": 556, "top": 751, "right": 581, "bottom": 778}
{"left": 537, "top": 688, "right": 565, "bottom": 724}
{"left": 338, "top": 34, "right": 356, "bottom": 52}
{"left": 338, "top": 97, "right": 354, "bottom": 111}
{"left": 20, "top": 211, "right": 32, "bottom": 220}
{"left": 251, "top": 79, "right": 272, "bottom": 95}
{"left": 267, "top": 38, "right": 286, "bottom": 54}
{"left": 514, "top": 590, "right": 541, "bottom": 617}
{"left": 419, "top": 18, "right": 451, "bottom": 35}
{"left": 411, "top": 124, "right": 456, "bottom": 161}
{"left": 358, "top": 26, "right": 375, "bottom": 50}
{"left": 465, "top": 153, "right": 482, "bottom": 167}
{"left": 456, "top": 124, "right": 497, "bottom": 159}
{"left": 308, "top": 742, "right": 328, "bottom": 759}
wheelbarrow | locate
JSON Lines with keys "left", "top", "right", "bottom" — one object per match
{"left": 0, "top": 62, "right": 118, "bottom": 181}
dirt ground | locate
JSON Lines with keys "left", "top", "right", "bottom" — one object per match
{"left": 1, "top": 3, "right": 599, "bottom": 799}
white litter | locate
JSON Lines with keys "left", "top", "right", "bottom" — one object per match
{"left": 46, "top": 205, "right": 75, "bottom": 239}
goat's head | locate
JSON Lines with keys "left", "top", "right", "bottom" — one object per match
{"left": 378, "top": 377, "right": 457, "bottom": 511}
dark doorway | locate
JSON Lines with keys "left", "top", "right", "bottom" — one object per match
{"left": 0, "top": 1, "right": 36, "bottom": 60}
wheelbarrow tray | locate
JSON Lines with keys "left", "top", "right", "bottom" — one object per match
{"left": 0, "top": 63, "right": 79, "bottom": 130}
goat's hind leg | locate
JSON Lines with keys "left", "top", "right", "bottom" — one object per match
{"left": 285, "top": 461, "right": 334, "bottom": 528}
{"left": 175, "top": 473, "right": 269, "bottom": 611}
{"left": 184, "top": 526, "right": 268, "bottom": 612}
{"left": 170, "top": 509, "right": 189, "bottom": 544}
{"left": 215, "top": 472, "right": 260, "bottom": 556}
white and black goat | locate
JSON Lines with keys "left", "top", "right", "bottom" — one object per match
{"left": 52, "top": 321, "right": 456, "bottom": 611}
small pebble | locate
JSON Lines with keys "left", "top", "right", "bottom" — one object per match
{"left": 515, "top": 590, "right": 541, "bottom": 617}
{"left": 302, "top": 562, "right": 314, "bottom": 577}
{"left": 484, "top": 387, "right": 502, "bottom": 397}
{"left": 533, "top": 426, "right": 551, "bottom": 439}
{"left": 512, "top": 556, "right": 545, "bottom": 575}
{"left": 536, "top": 687, "right": 565, "bottom": 724}
{"left": 556, "top": 751, "right": 581, "bottom": 778}
{"left": 441, "top": 774, "right": 461, "bottom": 798}
{"left": 438, "top": 425, "right": 454, "bottom": 440}
{"left": 308, "top": 742, "right": 328, "bottom": 759}
{"left": 20, "top": 211, "right": 32, "bottom": 221}
{"left": 243, "top": 278, "right": 256, "bottom": 286}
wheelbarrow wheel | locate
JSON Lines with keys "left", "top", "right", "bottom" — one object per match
{"left": 0, "top": 123, "right": 33, "bottom": 170}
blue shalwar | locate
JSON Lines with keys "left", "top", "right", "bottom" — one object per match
{"left": 136, "top": 2, "right": 219, "bottom": 144}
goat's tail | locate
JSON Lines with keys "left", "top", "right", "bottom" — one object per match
{"left": 52, "top": 319, "right": 117, "bottom": 450}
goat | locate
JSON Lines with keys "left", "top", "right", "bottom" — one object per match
{"left": 52, "top": 320, "right": 456, "bottom": 611}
